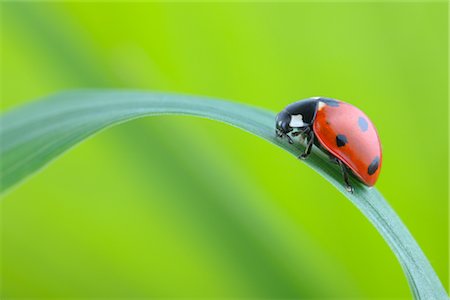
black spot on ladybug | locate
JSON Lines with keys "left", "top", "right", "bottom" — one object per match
{"left": 368, "top": 156, "right": 380, "bottom": 175}
{"left": 358, "top": 117, "right": 369, "bottom": 132}
{"left": 336, "top": 134, "right": 348, "bottom": 147}
{"left": 326, "top": 120, "right": 330, "bottom": 125}
{"left": 320, "top": 98, "right": 340, "bottom": 107}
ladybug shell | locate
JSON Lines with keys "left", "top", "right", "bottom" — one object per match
{"left": 313, "top": 101, "right": 382, "bottom": 186}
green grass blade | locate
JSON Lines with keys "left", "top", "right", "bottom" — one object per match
{"left": 0, "top": 90, "right": 447, "bottom": 299}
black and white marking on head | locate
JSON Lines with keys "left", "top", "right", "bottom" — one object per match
{"left": 368, "top": 156, "right": 380, "bottom": 175}
{"left": 275, "top": 110, "right": 293, "bottom": 133}
{"left": 336, "top": 134, "right": 348, "bottom": 147}
{"left": 285, "top": 99, "right": 318, "bottom": 125}
{"left": 358, "top": 117, "right": 369, "bottom": 132}
{"left": 289, "top": 114, "right": 305, "bottom": 128}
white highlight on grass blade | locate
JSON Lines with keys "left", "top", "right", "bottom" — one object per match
{"left": 0, "top": 90, "right": 447, "bottom": 299}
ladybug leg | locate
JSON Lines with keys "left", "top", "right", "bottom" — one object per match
{"left": 298, "top": 130, "right": 314, "bottom": 160}
{"left": 291, "top": 127, "right": 307, "bottom": 136}
{"left": 275, "top": 129, "right": 294, "bottom": 144}
{"left": 329, "top": 156, "right": 339, "bottom": 164}
{"left": 286, "top": 134, "right": 294, "bottom": 144}
{"left": 337, "top": 160, "right": 354, "bottom": 193}
{"left": 292, "top": 127, "right": 310, "bottom": 138}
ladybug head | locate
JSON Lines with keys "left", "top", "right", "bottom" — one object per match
{"left": 276, "top": 110, "right": 293, "bottom": 136}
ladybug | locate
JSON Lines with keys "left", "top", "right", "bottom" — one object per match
{"left": 276, "top": 97, "right": 382, "bottom": 193}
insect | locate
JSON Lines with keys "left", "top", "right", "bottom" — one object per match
{"left": 276, "top": 97, "right": 382, "bottom": 193}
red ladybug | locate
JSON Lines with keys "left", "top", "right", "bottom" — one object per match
{"left": 276, "top": 97, "right": 382, "bottom": 193}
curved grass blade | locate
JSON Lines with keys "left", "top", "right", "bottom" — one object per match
{"left": 0, "top": 90, "right": 447, "bottom": 299}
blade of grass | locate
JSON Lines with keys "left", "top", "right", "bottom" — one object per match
{"left": 0, "top": 90, "right": 447, "bottom": 299}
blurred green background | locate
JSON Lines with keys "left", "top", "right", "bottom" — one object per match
{"left": 1, "top": 2, "right": 448, "bottom": 299}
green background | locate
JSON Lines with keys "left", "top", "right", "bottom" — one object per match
{"left": 1, "top": 2, "right": 448, "bottom": 299}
